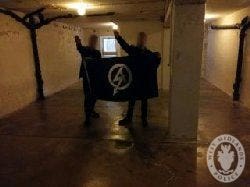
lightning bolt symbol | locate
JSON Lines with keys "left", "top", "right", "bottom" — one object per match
{"left": 113, "top": 67, "right": 125, "bottom": 96}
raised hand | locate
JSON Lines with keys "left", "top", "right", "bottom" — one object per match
{"left": 155, "top": 52, "right": 161, "bottom": 59}
{"left": 75, "top": 35, "right": 81, "bottom": 45}
{"left": 113, "top": 30, "right": 119, "bottom": 38}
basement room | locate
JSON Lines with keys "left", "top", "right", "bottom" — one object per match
{"left": 0, "top": 0, "right": 249, "bottom": 186}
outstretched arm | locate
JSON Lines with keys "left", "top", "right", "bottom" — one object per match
{"left": 114, "top": 30, "right": 134, "bottom": 55}
{"left": 75, "top": 36, "right": 82, "bottom": 49}
{"left": 75, "top": 36, "right": 91, "bottom": 57}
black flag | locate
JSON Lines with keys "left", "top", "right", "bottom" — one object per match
{"left": 84, "top": 55, "right": 160, "bottom": 102}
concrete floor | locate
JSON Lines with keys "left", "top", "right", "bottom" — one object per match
{"left": 0, "top": 80, "right": 250, "bottom": 187}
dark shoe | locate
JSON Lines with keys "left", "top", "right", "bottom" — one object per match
{"left": 142, "top": 119, "right": 148, "bottom": 127}
{"left": 91, "top": 111, "right": 100, "bottom": 118}
{"left": 119, "top": 117, "right": 132, "bottom": 126}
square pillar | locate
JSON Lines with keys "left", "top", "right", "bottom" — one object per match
{"left": 168, "top": 0, "right": 205, "bottom": 139}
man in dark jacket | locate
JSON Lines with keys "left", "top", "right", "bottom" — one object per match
{"left": 75, "top": 35, "right": 101, "bottom": 126}
{"left": 114, "top": 31, "right": 161, "bottom": 127}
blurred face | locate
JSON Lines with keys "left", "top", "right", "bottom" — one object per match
{"left": 88, "top": 35, "right": 98, "bottom": 49}
{"left": 137, "top": 32, "right": 147, "bottom": 47}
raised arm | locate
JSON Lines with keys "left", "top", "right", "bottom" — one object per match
{"left": 75, "top": 35, "right": 87, "bottom": 55}
{"left": 75, "top": 36, "right": 82, "bottom": 50}
{"left": 114, "top": 31, "right": 134, "bottom": 55}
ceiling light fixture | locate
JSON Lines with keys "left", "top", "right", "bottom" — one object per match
{"left": 99, "top": 22, "right": 119, "bottom": 29}
{"left": 64, "top": 2, "right": 93, "bottom": 16}
{"left": 205, "top": 13, "right": 220, "bottom": 20}
{"left": 112, "top": 22, "right": 118, "bottom": 30}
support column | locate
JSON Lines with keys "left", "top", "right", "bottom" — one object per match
{"left": 168, "top": 0, "right": 205, "bottom": 139}
{"left": 30, "top": 29, "right": 45, "bottom": 100}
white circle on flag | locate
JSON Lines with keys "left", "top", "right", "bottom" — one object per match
{"left": 108, "top": 64, "right": 132, "bottom": 95}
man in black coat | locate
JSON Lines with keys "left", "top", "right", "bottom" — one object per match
{"left": 114, "top": 31, "right": 161, "bottom": 127}
{"left": 75, "top": 35, "right": 101, "bottom": 126}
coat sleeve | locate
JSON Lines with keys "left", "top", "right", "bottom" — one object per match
{"left": 97, "top": 51, "right": 102, "bottom": 58}
{"left": 153, "top": 52, "right": 162, "bottom": 67}
{"left": 115, "top": 35, "right": 136, "bottom": 55}
{"left": 76, "top": 43, "right": 88, "bottom": 56}
{"left": 145, "top": 51, "right": 161, "bottom": 67}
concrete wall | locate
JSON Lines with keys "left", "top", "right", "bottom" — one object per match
{"left": 168, "top": 2, "right": 205, "bottom": 139}
{"left": 0, "top": 14, "right": 83, "bottom": 118}
{"left": 204, "top": 7, "right": 250, "bottom": 107}
{"left": 0, "top": 14, "right": 36, "bottom": 118}
{"left": 38, "top": 22, "right": 82, "bottom": 96}
{"left": 162, "top": 28, "right": 171, "bottom": 90}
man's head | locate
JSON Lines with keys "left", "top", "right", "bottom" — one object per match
{"left": 88, "top": 34, "right": 98, "bottom": 49}
{"left": 137, "top": 32, "right": 147, "bottom": 48}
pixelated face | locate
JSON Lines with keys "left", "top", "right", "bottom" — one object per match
{"left": 89, "top": 35, "right": 98, "bottom": 49}
{"left": 137, "top": 32, "right": 147, "bottom": 47}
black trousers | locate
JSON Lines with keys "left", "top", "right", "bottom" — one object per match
{"left": 82, "top": 80, "right": 96, "bottom": 120}
{"left": 126, "top": 99, "right": 148, "bottom": 121}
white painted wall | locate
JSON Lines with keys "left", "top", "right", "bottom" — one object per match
{"left": 204, "top": 6, "right": 250, "bottom": 107}
{"left": 169, "top": 3, "right": 205, "bottom": 139}
{"left": 38, "top": 22, "right": 82, "bottom": 96}
{"left": 0, "top": 14, "right": 83, "bottom": 118}
{"left": 0, "top": 14, "right": 36, "bottom": 117}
